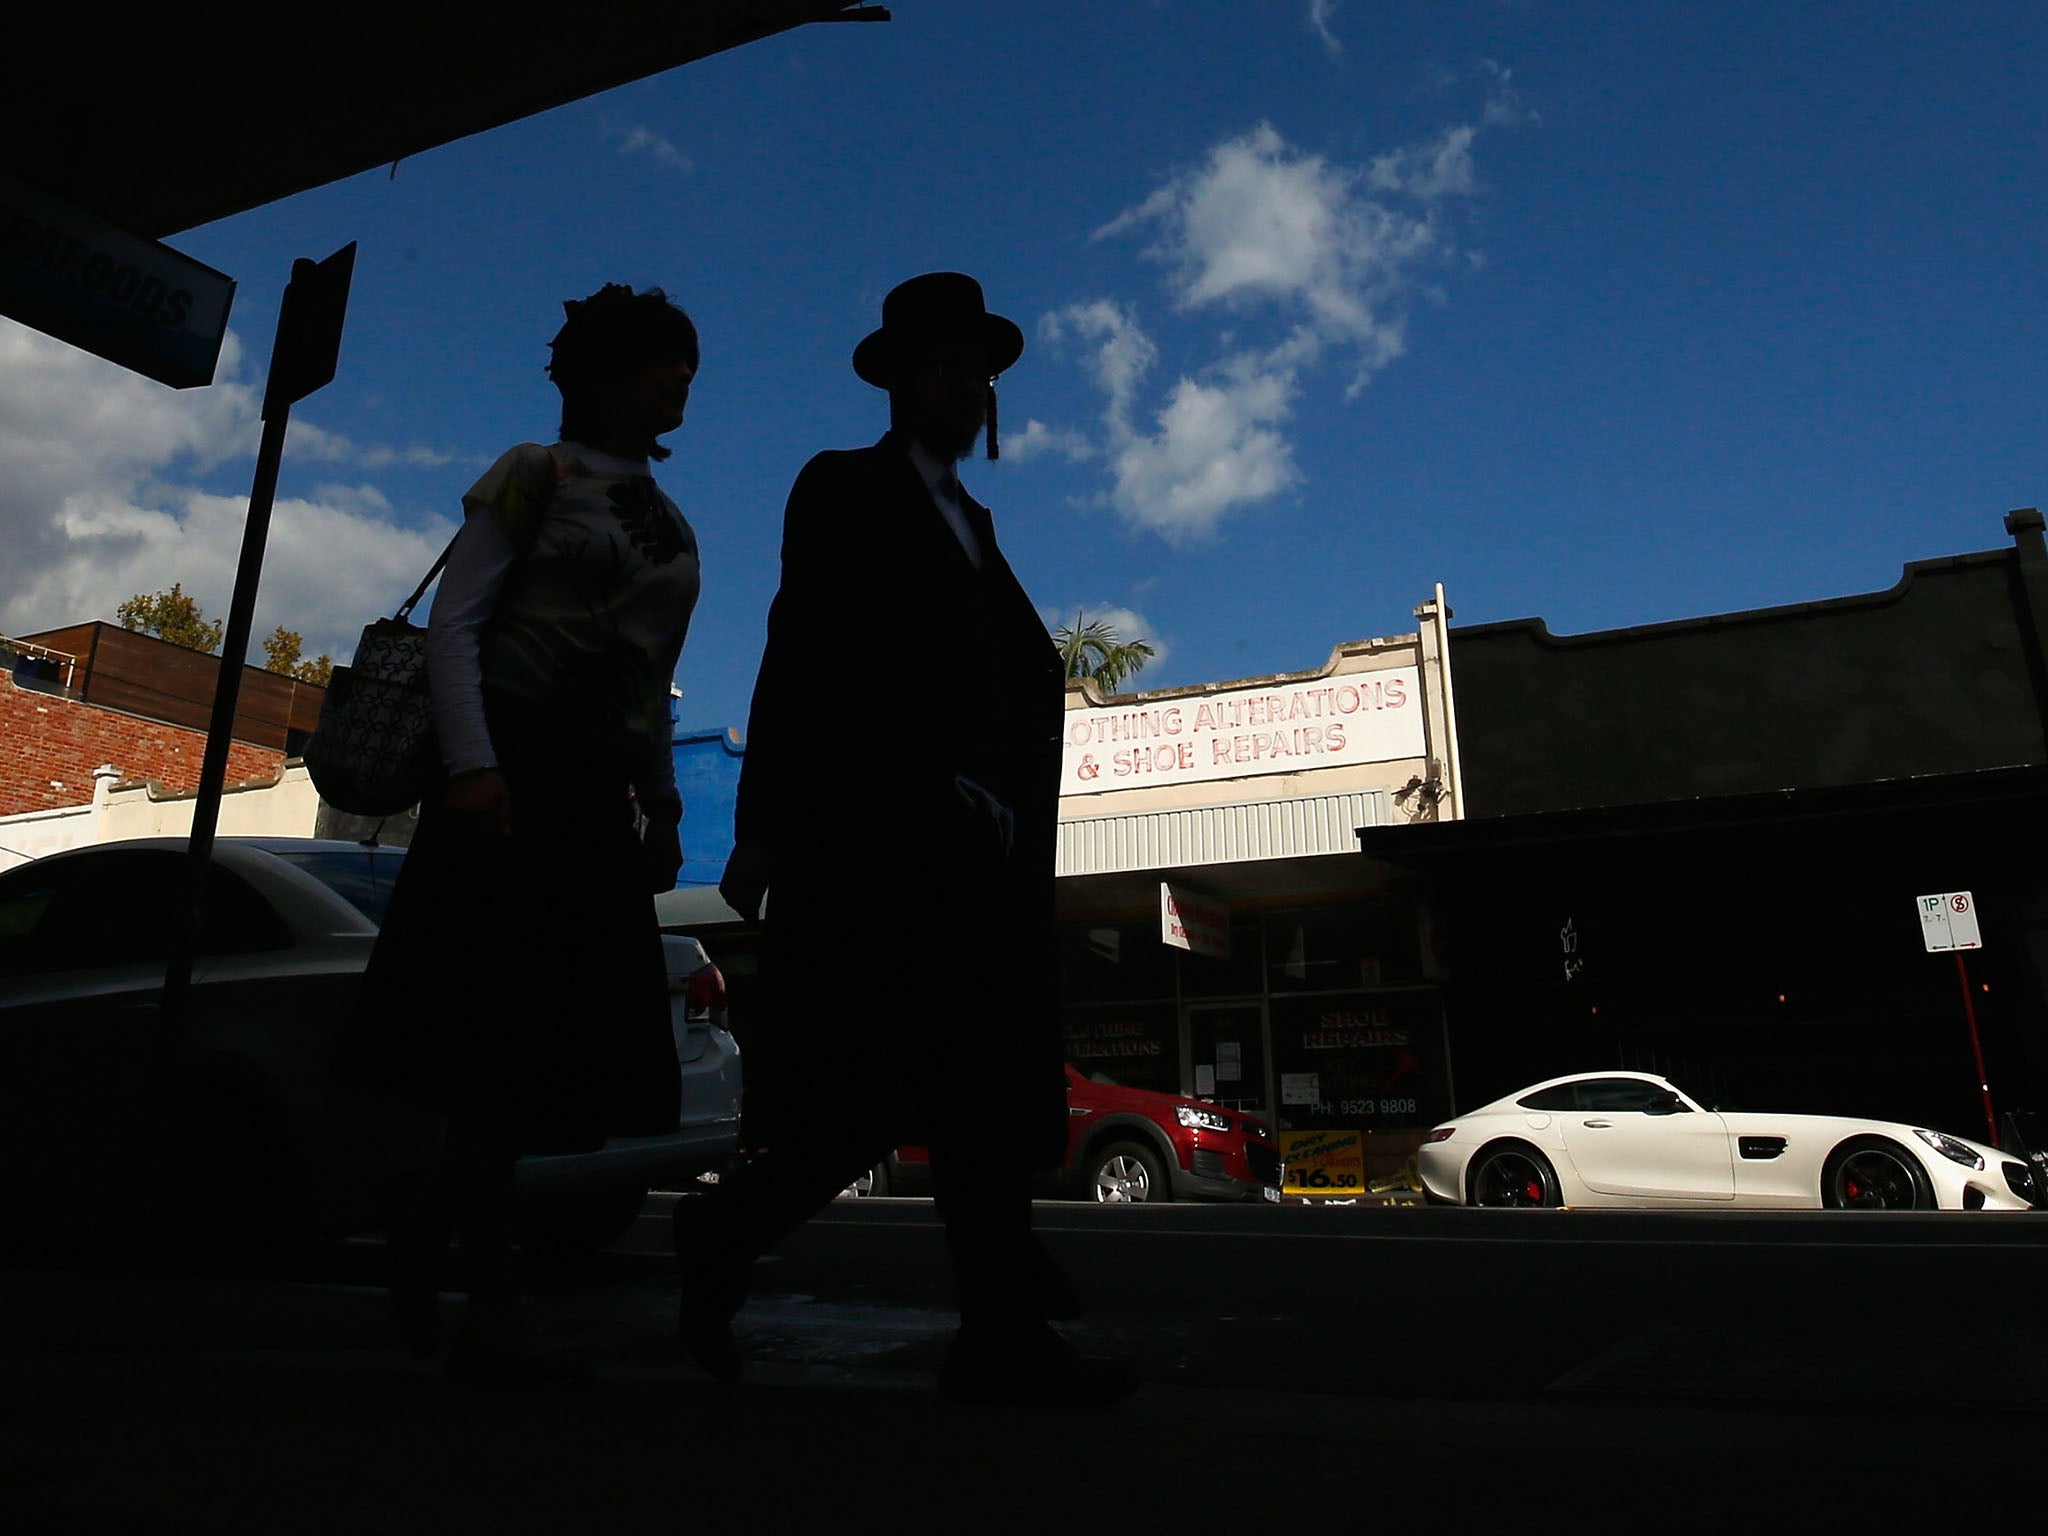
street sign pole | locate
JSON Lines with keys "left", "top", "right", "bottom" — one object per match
{"left": 1954, "top": 952, "right": 1998, "bottom": 1147}
{"left": 164, "top": 242, "right": 355, "bottom": 1029}
{"left": 1917, "top": 890, "right": 1997, "bottom": 1149}
{"left": 150, "top": 246, "right": 356, "bottom": 1258}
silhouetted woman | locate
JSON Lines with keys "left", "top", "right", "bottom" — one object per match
{"left": 349, "top": 284, "right": 701, "bottom": 1382}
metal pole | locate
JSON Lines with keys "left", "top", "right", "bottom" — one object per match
{"left": 158, "top": 409, "right": 289, "bottom": 1034}
{"left": 145, "top": 246, "right": 351, "bottom": 1262}
{"left": 1955, "top": 952, "right": 1998, "bottom": 1147}
{"left": 1431, "top": 582, "right": 1465, "bottom": 817}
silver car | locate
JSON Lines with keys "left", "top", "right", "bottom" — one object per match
{"left": 0, "top": 837, "right": 740, "bottom": 1270}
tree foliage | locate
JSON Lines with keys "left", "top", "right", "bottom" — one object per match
{"left": 116, "top": 584, "right": 223, "bottom": 654}
{"left": 114, "top": 588, "right": 331, "bottom": 684}
{"left": 1053, "top": 611, "right": 1156, "bottom": 695}
{"left": 261, "top": 626, "right": 335, "bottom": 687}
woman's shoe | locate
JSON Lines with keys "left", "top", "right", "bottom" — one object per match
{"left": 383, "top": 1179, "right": 450, "bottom": 1360}
{"left": 389, "top": 1266, "right": 443, "bottom": 1361}
{"left": 444, "top": 1329, "right": 594, "bottom": 1387}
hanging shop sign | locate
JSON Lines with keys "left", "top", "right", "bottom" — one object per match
{"left": 1160, "top": 881, "right": 1229, "bottom": 958}
{"left": 1062, "top": 666, "right": 1424, "bottom": 796}
{"left": 0, "top": 172, "right": 235, "bottom": 388}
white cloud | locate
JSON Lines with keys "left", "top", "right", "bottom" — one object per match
{"left": 1040, "top": 301, "right": 1302, "bottom": 543}
{"left": 287, "top": 419, "right": 465, "bottom": 469}
{"left": 1041, "top": 301, "right": 1157, "bottom": 433}
{"left": 1000, "top": 419, "right": 1095, "bottom": 465}
{"left": 1480, "top": 60, "right": 1538, "bottom": 128}
{"left": 1367, "top": 124, "right": 1479, "bottom": 200}
{"left": 618, "top": 126, "right": 693, "bottom": 173}
{"left": 1108, "top": 364, "right": 1300, "bottom": 543}
{"left": 0, "top": 319, "right": 457, "bottom": 663}
{"left": 1308, "top": 1, "right": 1343, "bottom": 60}
{"left": 1096, "top": 120, "right": 1455, "bottom": 371}
{"left": 1036, "top": 98, "right": 1522, "bottom": 540}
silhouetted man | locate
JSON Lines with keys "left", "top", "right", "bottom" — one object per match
{"left": 675, "top": 272, "right": 1131, "bottom": 1406}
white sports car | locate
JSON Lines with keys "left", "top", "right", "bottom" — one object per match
{"left": 1418, "top": 1071, "right": 2040, "bottom": 1212}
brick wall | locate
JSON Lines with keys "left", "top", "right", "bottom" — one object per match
{"left": 0, "top": 671, "right": 284, "bottom": 816}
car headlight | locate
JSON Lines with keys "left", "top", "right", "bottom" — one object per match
{"left": 1175, "top": 1105, "right": 1232, "bottom": 1132}
{"left": 1911, "top": 1128, "right": 1985, "bottom": 1170}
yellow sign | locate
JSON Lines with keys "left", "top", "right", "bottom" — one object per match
{"left": 1280, "top": 1128, "right": 1365, "bottom": 1196}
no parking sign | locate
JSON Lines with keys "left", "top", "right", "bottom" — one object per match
{"left": 1917, "top": 891, "right": 1983, "bottom": 952}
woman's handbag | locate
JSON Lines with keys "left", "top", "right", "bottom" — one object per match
{"left": 301, "top": 546, "right": 455, "bottom": 817}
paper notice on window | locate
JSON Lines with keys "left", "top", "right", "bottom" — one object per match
{"left": 1195, "top": 1065, "right": 1216, "bottom": 1098}
{"left": 1282, "top": 1073, "right": 1321, "bottom": 1106}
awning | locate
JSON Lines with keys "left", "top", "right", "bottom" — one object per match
{"left": 4, "top": 3, "right": 881, "bottom": 237}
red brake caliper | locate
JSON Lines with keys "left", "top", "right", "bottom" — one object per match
{"left": 1845, "top": 1179, "right": 1861, "bottom": 1201}
{"left": 1526, "top": 1179, "right": 1542, "bottom": 1202}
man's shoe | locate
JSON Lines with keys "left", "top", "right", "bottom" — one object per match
{"left": 676, "top": 1290, "right": 743, "bottom": 1385}
{"left": 937, "top": 1323, "right": 1139, "bottom": 1409}
{"left": 1030, "top": 1240, "right": 1084, "bottom": 1323}
{"left": 673, "top": 1197, "right": 747, "bottom": 1385}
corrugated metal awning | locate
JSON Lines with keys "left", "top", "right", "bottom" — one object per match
{"left": 1057, "top": 790, "right": 1392, "bottom": 878}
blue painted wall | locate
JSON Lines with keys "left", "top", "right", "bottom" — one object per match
{"left": 669, "top": 711, "right": 744, "bottom": 890}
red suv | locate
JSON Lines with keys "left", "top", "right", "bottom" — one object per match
{"left": 863, "top": 1065, "right": 1284, "bottom": 1204}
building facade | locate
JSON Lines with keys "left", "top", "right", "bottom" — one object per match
{"left": 1, "top": 629, "right": 312, "bottom": 869}
{"left": 1050, "top": 591, "right": 1465, "bottom": 1192}
{"left": 1361, "top": 509, "right": 2048, "bottom": 1144}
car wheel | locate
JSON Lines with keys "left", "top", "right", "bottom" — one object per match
{"left": 514, "top": 1186, "right": 650, "bottom": 1269}
{"left": 1089, "top": 1141, "right": 1169, "bottom": 1203}
{"left": 840, "top": 1161, "right": 891, "bottom": 1198}
{"left": 1465, "top": 1141, "right": 1562, "bottom": 1208}
{"left": 1822, "top": 1137, "right": 1934, "bottom": 1210}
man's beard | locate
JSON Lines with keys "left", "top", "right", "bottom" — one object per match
{"left": 913, "top": 420, "right": 981, "bottom": 462}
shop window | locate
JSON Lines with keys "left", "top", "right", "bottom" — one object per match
{"left": 1063, "top": 1003, "right": 1178, "bottom": 1096}
{"left": 1057, "top": 920, "right": 1176, "bottom": 1004}
{"left": 1266, "top": 904, "right": 1421, "bottom": 993}
{"left": 1268, "top": 994, "right": 1448, "bottom": 1133}
{"left": 1175, "top": 919, "right": 1265, "bottom": 999}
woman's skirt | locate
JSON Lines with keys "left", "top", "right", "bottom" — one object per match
{"left": 341, "top": 701, "right": 680, "bottom": 1156}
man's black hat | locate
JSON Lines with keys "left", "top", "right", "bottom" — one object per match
{"left": 852, "top": 272, "right": 1025, "bottom": 389}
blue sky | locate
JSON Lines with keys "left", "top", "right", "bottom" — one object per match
{"left": 2, "top": 1, "right": 2043, "bottom": 737}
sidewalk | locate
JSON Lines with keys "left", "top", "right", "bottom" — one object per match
{"left": 5, "top": 1255, "right": 2043, "bottom": 1533}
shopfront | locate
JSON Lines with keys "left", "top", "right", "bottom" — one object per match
{"left": 1055, "top": 599, "right": 1463, "bottom": 1194}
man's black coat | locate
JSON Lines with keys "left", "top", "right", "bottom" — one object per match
{"left": 733, "top": 432, "right": 1068, "bottom": 1166}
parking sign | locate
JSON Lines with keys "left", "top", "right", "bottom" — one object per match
{"left": 1917, "top": 891, "right": 1983, "bottom": 952}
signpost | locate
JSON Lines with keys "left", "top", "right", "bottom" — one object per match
{"left": 177, "top": 244, "right": 355, "bottom": 896}
{"left": 148, "top": 246, "right": 356, "bottom": 1258}
{"left": 1917, "top": 890, "right": 1982, "bottom": 953}
{"left": 1918, "top": 891, "right": 1997, "bottom": 1146}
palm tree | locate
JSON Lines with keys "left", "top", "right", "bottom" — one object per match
{"left": 1053, "top": 611, "right": 1156, "bottom": 695}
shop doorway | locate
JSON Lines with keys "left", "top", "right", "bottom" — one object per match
{"left": 1184, "top": 1002, "right": 1269, "bottom": 1118}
